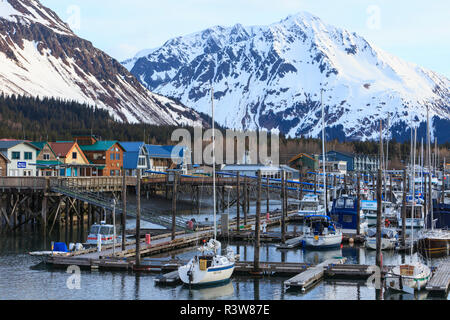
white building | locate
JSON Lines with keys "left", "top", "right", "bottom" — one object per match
{"left": 0, "top": 140, "right": 40, "bottom": 177}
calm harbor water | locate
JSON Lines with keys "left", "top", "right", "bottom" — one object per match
{"left": 0, "top": 195, "right": 448, "bottom": 301}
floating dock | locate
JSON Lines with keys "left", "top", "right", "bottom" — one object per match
{"left": 275, "top": 236, "right": 303, "bottom": 249}
{"left": 284, "top": 257, "right": 347, "bottom": 292}
{"left": 426, "top": 261, "right": 450, "bottom": 295}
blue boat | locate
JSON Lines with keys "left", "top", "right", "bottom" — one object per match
{"left": 329, "top": 195, "right": 368, "bottom": 235}
{"left": 429, "top": 200, "right": 450, "bottom": 229}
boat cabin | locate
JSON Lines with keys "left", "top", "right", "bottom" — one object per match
{"left": 304, "top": 215, "right": 338, "bottom": 236}
{"left": 86, "top": 222, "right": 119, "bottom": 245}
{"left": 329, "top": 196, "right": 359, "bottom": 231}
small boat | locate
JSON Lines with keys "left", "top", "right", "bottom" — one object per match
{"left": 386, "top": 262, "right": 431, "bottom": 293}
{"left": 178, "top": 239, "right": 237, "bottom": 286}
{"left": 86, "top": 221, "right": 121, "bottom": 246}
{"left": 302, "top": 215, "right": 342, "bottom": 249}
{"left": 294, "top": 194, "right": 325, "bottom": 219}
{"left": 417, "top": 228, "right": 450, "bottom": 257}
{"left": 365, "top": 228, "right": 398, "bottom": 250}
{"left": 397, "top": 203, "right": 425, "bottom": 229}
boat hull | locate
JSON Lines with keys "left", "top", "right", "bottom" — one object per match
{"left": 178, "top": 262, "right": 235, "bottom": 286}
{"left": 386, "top": 264, "right": 431, "bottom": 293}
{"left": 365, "top": 237, "right": 397, "bottom": 250}
{"left": 303, "top": 233, "right": 342, "bottom": 249}
{"left": 417, "top": 237, "right": 450, "bottom": 257}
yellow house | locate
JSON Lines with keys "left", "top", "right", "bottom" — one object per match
{"left": 49, "top": 142, "right": 90, "bottom": 177}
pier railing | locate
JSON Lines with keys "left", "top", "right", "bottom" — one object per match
{"left": 0, "top": 176, "right": 137, "bottom": 190}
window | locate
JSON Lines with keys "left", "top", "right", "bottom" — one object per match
{"left": 110, "top": 170, "right": 115, "bottom": 176}
{"left": 343, "top": 215, "right": 354, "bottom": 223}
{"left": 43, "top": 153, "right": 50, "bottom": 160}
{"left": 72, "top": 152, "right": 77, "bottom": 159}
{"left": 116, "top": 153, "right": 120, "bottom": 160}
{"left": 110, "top": 153, "right": 114, "bottom": 160}
{"left": 24, "top": 152, "right": 32, "bottom": 160}
{"left": 138, "top": 157, "right": 146, "bottom": 166}
{"left": 12, "top": 152, "right": 20, "bottom": 160}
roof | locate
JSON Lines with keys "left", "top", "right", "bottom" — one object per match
{"left": 80, "top": 141, "right": 123, "bottom": 152}
{"left": 0, "top": 152, "right": 10, "bottom": 163}
{"left": 30, "top": 142, "right": 46, "bottom": 150}
{"left": 120, "top": 142, "right": 145, "bottom": 152}
{"left": 145, "top": 144, "right": 186, "bottom": 159}
{"left": 0, "top": 140, "right": 40, "bottom": 151}
{"left": 288, "top": 152, "right": 316, "bottom": 163}
{"left": 121, "top": 142, "right": 146, "bottom": 169}
{"left": 49, "top": 142, "right": 76, "bottom": 157}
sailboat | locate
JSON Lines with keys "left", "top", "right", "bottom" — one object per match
{"left": 417, "top": 106, "right": 450, "bottom": 257}
{"left": 386, "top": 125, "right": 431, "bottom": 293}
{"left": 301, "top": 89, "right": 343, "bottom": 250}
{"left": 178, "top": 85, "right": 237, "bottom": 286}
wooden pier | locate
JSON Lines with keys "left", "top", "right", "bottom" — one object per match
{"left": 426, "top": 261, "right": 450, "bottom": 295}
{"left": 284, "top": 257, "right": 347, "bottom": 292}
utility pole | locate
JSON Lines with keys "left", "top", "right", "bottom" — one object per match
{"left": 171, "top": 171, "right": 178, "bottom": 240}
{"left": 122, "top": 168, "right": 127, "bottom": 251}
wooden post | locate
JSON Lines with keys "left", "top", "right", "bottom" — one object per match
{"left": 281, "top": 170, "right": 286, "bottom": 244}
{"left": 41, "top": 195, "right": 48, "bottom": 233}
{"left": 236, "top": 172, "right": 240, "bottom": 232}
{"left": 266, "top": 176, "right": 270, "bottom": 214}
{"left": 136, "top": 170, "right": 141, "bottom": 266}
{"left": 299, "top": 171, "right": 303, "bottom": 200}
{"left": 171, "top": 172, "right": 178, "bottom": 241}
{"left": 402, "top": 169, "right": 407, "bottom": 247}
{"left": 254, "top": 170, "right": 261, "bottom": 273}
{"left": 244, "top": 176, "right": 248, "bottom": 226}
{"left": 122, "top": 169, "right": 127, "bottom": 250}
{"left": 356, "top": 173, "right": 361, "bottom": 235}
{"left": 376, "top": 168, "right": 382, "bottom": 269}
{"left": 314, "top": 173, "right": 317, "bottom": 194}
{"left": 325, "top": 174, "right": 328, "bottom": 213}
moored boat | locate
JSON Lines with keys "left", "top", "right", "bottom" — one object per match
{"left": 302, "top": 215, "right": 342, "bottom": 249}
{"left": 365, "top": 227, "right": 398, "bottom": 250}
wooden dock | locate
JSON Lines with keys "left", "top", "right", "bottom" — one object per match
{"left": 426, "top": 261, "right": 450, "bottom": 294}
{"left": 275, "top": 236, "right": 303, "bottom": 249}
{"left": 284, "top": 257, "right": 347, "bottom": 292}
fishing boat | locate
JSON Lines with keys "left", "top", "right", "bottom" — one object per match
{"left": 85, "top": 221, "right": 121, "bottom": 246}
{"left": 329, "top": 195, "right": 368, "bottom": 235}
{"left": 365, "top": 227, "right": 398, "bottom": 250}
{"left": 361, "top": 200, "right": 379, "bottom": 227}
{"left": 178, "top": 85, "right": 237, "bottom": 286}
{"left": 294, "top": 194, "right": 325, "bottom": 219}
{"left": 302, "top": 215, "right": 343, "bottom": 249}
{"left": 397, "top": 203, "right": 425, "bottom": 229}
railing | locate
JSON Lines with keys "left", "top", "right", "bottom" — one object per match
{"left": 0, "top": 177, "right": 48, "bottom": 189}
{"left": 0, "top": 176, "right": 137, "bottom": 189}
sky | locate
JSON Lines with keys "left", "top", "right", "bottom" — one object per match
{"left": 40, "top": 0, "right": 450, "bottom": 78}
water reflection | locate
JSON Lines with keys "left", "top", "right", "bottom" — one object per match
{"left": 178, "top": 281, "right": 235, "bottom": 300}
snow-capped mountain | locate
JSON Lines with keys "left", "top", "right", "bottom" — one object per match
{"left": 0, "top": 0, "right": 206, "bottom": 126}
{"left": 124, "top": 12, "right": 450, "bottom": 141}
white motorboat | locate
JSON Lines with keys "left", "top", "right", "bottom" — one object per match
{"left": 86, "top": 221, "right": 121, "bottom": 246}
{"left": 397, "top": 203, "right": 425, "bottom": 229}
{"left": 302, "top": 215, "right": 343, "bottom": 249}
{"left": 365, "top": 228, "right": 398, "bottom": 250}
{"left": 295, "top": 194, "right": 325, "bottom": 218}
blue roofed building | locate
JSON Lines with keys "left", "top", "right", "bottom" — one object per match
{"left": 144, "top": 144, "right": 190, "bottom": 174}
{"left": 121, "top": 142, "right": 148, "bottom": 176}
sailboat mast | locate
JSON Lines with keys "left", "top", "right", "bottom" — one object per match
{"left": 211, "top": 85, "right": 216, "bottom": 241}
{"left": 411, "top": 126, "right": 417, "bottom": 256}
{"left": 321, "top": 89, "right": 326, "bottom": 211}
{"left": 427, "top": 106, "right": 433, "bottom": 230}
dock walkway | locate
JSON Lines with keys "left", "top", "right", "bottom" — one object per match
{"left": 284, "top": 257, "right": 347, "bottom": 292}
{"left": 426, "top": 261, "right": 450, "bottom": 294}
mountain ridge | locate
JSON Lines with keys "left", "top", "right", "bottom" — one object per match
{"left": 0, "top": 0, "right": 208, "bottom": 127}
{"left": 123, "top": 11, "right": 450, "bottom": 141}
